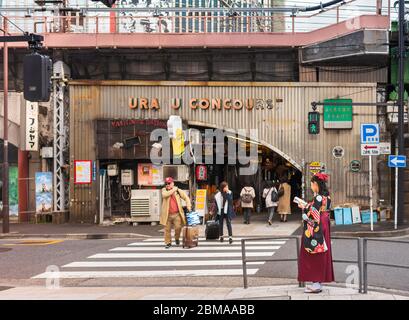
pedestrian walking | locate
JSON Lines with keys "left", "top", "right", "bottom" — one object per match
{"left": 160, "top": 177, "right": 192, "bottom": 249}
{"left": 240, "top": 185, "right": 256, "bottom": 224}
{"left": 297, "top": 173, "right": 335, "bottom": 293}
{"left": 262, "top": 181, "right": 279, "bottom": 225}
{"left": 277, "top": 176, "right": 291, "bottom": 222}
{"left": 214, "top": 181, "right": 234, "bottom": 244}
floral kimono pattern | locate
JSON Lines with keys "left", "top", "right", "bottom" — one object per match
{"left": 303, "top": 194, "right": 331, "bottom": 254}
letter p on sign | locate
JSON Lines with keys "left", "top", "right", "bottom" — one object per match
{"left": 361, "top": 124, "right": 379, "bottom": 144}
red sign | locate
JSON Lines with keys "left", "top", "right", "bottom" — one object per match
{"left": 196, "top": 165, "right": 208, "bottom": 181}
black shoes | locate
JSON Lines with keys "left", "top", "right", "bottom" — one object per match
{"left": 175, "top": 240, "right": 180, "bottom": 246}
{"left": 165, "top": 243, "right": 171, "bottom": 249}
{"left": 221, "top": 236, "right": 233, "bottom": 244}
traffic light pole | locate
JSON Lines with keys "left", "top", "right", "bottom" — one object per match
{"left": 398, "top": 0, "right": 405, "bottom": 225}
{"left": 1, "top": 28, "right": 43, "bottom": 233}
{"left": 2, "top": 19, "right": 9, "bottom": 234}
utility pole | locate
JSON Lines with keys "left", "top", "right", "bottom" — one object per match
{"left": 398, "top": 0, "right": 405, "bottom": 225}
{"left": 2, "top": 17, "right": 9, "bottom": 234}
{"left": 0, "top": 22, "right": 45, "bottom": 233}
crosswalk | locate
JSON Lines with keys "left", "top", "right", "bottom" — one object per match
{"left": 32, "top": 237, "right": 287, "bottom": 279}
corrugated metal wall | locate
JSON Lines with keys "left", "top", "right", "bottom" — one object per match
{"left": 299, "top": 66, "right": 388, "bottom": 83}
{"left": 69, "top": 81, "right": 378, "bottom": 222}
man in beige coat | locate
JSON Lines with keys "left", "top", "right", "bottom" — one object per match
{"left": 160, "top": 177, "right": 192, "bottom": 249}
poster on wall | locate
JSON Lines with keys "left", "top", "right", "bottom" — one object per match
{"left": 9, "top": 167, "right": 18, "bottom": 216}
{"left": 137, "top": 164, "right": 164, "bottom": 186}
{"left": 35, "top": 172, "right": 53, "bottom": 213}
{"left": 74, "top": 160, "right": 92, "bottom": 184}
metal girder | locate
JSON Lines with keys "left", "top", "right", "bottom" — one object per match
{"left": 52, "top": 61, "right": 70, "bottom": 212}
{"left": 0, "top": 34, "right": 43, "bottom": 42}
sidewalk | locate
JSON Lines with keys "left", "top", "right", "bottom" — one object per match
{"left": 0, "top": 214, "right": 301, "bottom": 239}
{"left": 330, "top": 220, "right": 409, "bottom": 238}
{"left": 0, "top": 284, "right": 407, "bottom": 300}
{"left": 1, "top": 213, "right": 409, "bottom": 239}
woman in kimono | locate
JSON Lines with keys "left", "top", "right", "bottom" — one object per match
{"left": 297, "top": 173, "right": 335, "bottom": 293}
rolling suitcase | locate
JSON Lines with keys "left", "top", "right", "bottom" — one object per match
{"left": 182, "top": 226, "right": 199, "bottom": 248}
{"left": 205, "top": 220, "right": 220, "bottom": 240}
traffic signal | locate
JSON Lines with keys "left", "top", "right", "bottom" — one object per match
{"left": 308, "top": 111, "right": 320, "bottom": 134}
{"left": 23, "top": 53, "right": 52, "bottom": 102}
{"left": 91, "top": 0, "right": 116, "bottom": 7}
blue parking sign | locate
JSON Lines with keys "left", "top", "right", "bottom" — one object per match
{"left": 361, "top": 124, "right": 379, "bottom": 144}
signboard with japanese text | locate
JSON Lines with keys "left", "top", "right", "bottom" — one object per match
{"left": 309, "top": 162, "right": 322, "bottom": 174}
{"left": 74, "top": 160, "right": 92, "bottom": 184}
{"left": 323, "top": 99, "right": 353, "bottom": 129}
{"left": 195, "top": 189, "right": 207, "bottom": 218}
{"left": 361, "top": 144, "right": 380, "bottom": 156}
{"left": 25, "top": 101, "right": 39, "bottom": 151}
{"left": 379, "top": 142, "right": 391, "bottom": 155}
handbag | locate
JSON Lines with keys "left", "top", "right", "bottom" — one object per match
{"left": 270, "top": 187, "right": 279, "bottom": 202}
{"left": 303, "top": 201, "right": 328, "bottom": 255}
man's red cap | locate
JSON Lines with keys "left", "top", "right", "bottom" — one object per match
{"left": 165, "top": 177, "right": 174, "bottom": 184}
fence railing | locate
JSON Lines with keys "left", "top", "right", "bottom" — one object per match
{"left": 363, "top": 238, "right": 409, "bottom": 294}
{"left": 241, "top": 236, "right": 409, "bottom": 294}
{"left": 2, "top": 0, "right": 391, "bottom": 35}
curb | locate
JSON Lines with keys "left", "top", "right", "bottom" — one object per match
{"left": 332, "top": 226, "right": 409, "bottom": 238}
{"left": 0, "top": 233, "right": 152, "bottom": 240}
{"left": 1, "top": 228, "right": 409, "bottom": 240}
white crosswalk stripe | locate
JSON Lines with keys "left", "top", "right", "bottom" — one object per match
{"left": 31, "top": 237, "right": 286, "bottom": 279}
{"left": 127, "top": 241, "right": 286, "bottom": 246}
{"left": 109, "top": 246, "right": 281, "bottom": 251}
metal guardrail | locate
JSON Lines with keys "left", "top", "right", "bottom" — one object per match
{"left": 363, "top": 238, "right": 409, "bottom": 294}
{"left": 242, "top": 236, "right": 409, "bottom": 294}
{"left": 2, "top": 0, "right": 390, "bottom": 35}
{"left": 241, "top": 236, "right": 364, "bottom": 292}
{"left": 241, "top": 236, "right": 303, "bottom": 290}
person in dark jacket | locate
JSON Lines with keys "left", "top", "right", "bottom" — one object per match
{"left": 214, "top": 181, "right": 234, "bottom": 244}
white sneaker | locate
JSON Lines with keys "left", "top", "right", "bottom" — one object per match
{"left": 304, "top": 283, "right": 322, "bottom": 294}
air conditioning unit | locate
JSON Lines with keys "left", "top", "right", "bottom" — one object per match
{"left": 162, "top": 165, "right": 190, "bottom": 182}
{"left": 130, "top": 189, "right": 161, "bottom": 224}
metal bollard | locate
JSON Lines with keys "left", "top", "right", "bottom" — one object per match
{"left": 295, "top": 237, "right": 304, "bottom": 287}
{"left": 241, "top": 239, "right": 248, "bottom": 289}
{"left": 363, "top": 238, "right": 368, "bottom": 294}
{"left": 357, "top": 238, "right": 363, "bottom": 294}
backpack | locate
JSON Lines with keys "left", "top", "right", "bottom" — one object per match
{"left": 270, "top": 188, "right": 279, "bottom": 202}
{"left": 241, "top": 188, "right": 253, "bottom": 204}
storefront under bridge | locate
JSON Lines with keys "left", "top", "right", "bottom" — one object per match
{"left": 69, "top": 81, "right": 378, "bottom": 223}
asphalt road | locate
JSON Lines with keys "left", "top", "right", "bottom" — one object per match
{"left": 0, "top": 234, "right": 408, "bottom": 292}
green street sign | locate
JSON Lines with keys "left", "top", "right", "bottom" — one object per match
{"left": 323, "top": 99, "right": 353, "bottom": 129}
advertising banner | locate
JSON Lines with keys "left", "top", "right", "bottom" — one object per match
{"left": 35, "top": 172, "right": 53, "bottom": 213}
